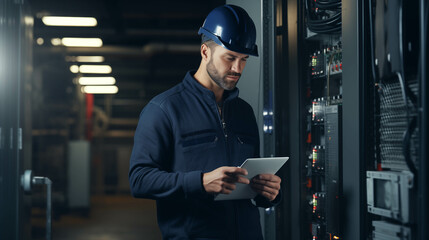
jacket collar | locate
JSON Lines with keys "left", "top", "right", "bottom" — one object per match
{"left": 183, "top": 70, "right": 239, "bottom": 103}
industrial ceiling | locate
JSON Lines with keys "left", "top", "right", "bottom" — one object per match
{"left": 30, "top": 0, "right": 225, "bottom": 139}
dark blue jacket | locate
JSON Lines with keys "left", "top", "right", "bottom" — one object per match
{"left": 129, "top": 71, "right": 277, "bottom": 239}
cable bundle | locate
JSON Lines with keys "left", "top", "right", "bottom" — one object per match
{"left": 306, "top": 0, "right": 342, "bottom": 34}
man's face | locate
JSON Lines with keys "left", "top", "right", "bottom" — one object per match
{"left": 206, "top": 45, "right": 249, "bottom": 91}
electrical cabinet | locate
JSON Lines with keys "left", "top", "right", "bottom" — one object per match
{"left": 280, "top": 0, "right": 428, "bottom": 239}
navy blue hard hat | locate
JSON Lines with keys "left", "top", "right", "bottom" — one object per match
{"left": 198, "top": 4, "right": 258, "bottom": 56}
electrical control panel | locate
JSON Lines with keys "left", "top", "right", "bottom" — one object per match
{"left": 301, "top": 1, "right": 343, "bottom": 237}
{"left": 286, "top": 0, "right": 426, "bottom": 239}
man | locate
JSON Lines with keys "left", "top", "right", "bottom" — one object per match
{"left": 129, "top": 4, "right": 282, "bottom": 239}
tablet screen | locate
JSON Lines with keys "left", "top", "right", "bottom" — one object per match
{"left": 214, "top": 157, "right": 288, "bottom": 201}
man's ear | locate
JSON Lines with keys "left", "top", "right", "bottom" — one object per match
{"left": 200, "top": 43, "right": 210, "bottom": 62}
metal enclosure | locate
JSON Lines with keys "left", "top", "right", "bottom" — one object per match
{"left": 280, "top": 0, "right": 428, "bottom": 239}
{"left": 0, "top": 0, "right": 33, "bottom": 239}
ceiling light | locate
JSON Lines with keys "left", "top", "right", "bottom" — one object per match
{"left": 79, "top": 65, "right": 112, "bottom": 74}
{"left": 36, "top": 38, "right": 44, "bottom": 45}
{"left": 78, "top": 77, "right": 116, "bottom": 85}
{"left": 66, "top": 56, "right": 105, "bottom": 62}
{"left": 81, "top": 86, "right": 118, "bottom": 94}
{"left": 42, "top": 16, "right": 97, "bottom": 27}
{"left": 51, "top": 38, "right": 62, "bottom": 46}
{"left": 70, "top": 65, "right": 79, "bottom": 73}
{"left": 61, "top": 38, "right": 103, "bottom": 47}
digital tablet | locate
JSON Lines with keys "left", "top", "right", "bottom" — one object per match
{"left": 214, "top": 157, "right": 289, "bottom": 201}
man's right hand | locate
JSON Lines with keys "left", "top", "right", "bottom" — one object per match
{"left": 203, "top": 167, "right": 250, "bottom": 194}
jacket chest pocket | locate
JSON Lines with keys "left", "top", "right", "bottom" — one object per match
{"left": 179, "top": 132, "right": 220, "bottom": 172}
{"left": 234, "top": 134, "right": 258, "bottom": 164}
{"left": 182, "top": 134, "right": 218, "bottom": 152}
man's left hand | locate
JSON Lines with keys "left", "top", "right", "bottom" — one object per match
{"left": 250, "top": 174, "right": 281, "bottom": 201}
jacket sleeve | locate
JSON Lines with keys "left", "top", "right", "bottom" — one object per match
{"left": 253, "top": 190, "right": 282, "bottom": 208}
{"left": 129, "top": 102, "right": 205, "bottom": 200}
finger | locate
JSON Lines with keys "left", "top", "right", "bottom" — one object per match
{"left": 221, "top": 182, "right": 236, "bottom": 191}
{"left": 252, "top": 188, "right": 276, "bottom": 201}
{"left": 236, "top": 176, "right": 250, "bottom": 184}
{"left": 223, "top": 174, "right": 242, "bottom": 183}
{"left": 251, "top": 184, "right": 278, "bottom": 201}
{"left": 223, "top": 167, "right": 248, "bottom": 176}
{"left": 255, "top": 174, "right": 281, "bottom": 183}
{"left": 251, "top": 183, "right": 279, "bottom": 196}
{"left": 223, "top": 175, "right": 249, "bottom": 185}
{"left": 261, "top": 191, "right": 277, "bottom": 201}
{"left": 251, "top": 179, "right": 280, "bottom": 190}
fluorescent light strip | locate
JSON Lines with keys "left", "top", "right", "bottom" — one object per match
{"left": 66, "top": 56, "right": 105, "bottom": 63}
{"left": 61, "top": 38, "right": 103, "bottom": 47}
{"left": 79, "top": 77, "right": 116, "bottom": 85}
{"left": 42, "top": 16, "right": 97, "bottom": 27}
{"left": 82, "top": 86, "right": 118, "bottom": 94}
{"left": 79, "top": 65, "right": 112, "bottom": 74}
{"left": 69, "top": 65, "right": 112, "bottom": 74}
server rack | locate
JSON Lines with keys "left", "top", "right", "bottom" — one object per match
{"left": 281, "top": 0, "right": 428, "bottom": 239}
{"left": 282, "top": 0, "right": 345, "bottom": 239}
{"left": 365, "top": 0, "right": 427, "bottom": 239}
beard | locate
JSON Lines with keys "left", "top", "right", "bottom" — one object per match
{"left": 206, "top": 58, "right": 241, "bottom": 91}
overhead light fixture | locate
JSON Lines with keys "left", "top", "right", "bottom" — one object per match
{"left": 42, "top": 16, "right": 97, "bottom": 27}
{"left": 51, "top": 38, "right": 62, "bottom": 46}
{"left": 66, "top": 56, "right": 105, "bottom": 63}
{"left": 70, "top": 65, "right": 79, "bottom": 73}
{"left": 79, "top": 65, "right": 112, "bottom": 74}
{"left": 78, "top": 77, "right": 116, "bottom": 85}
{"left": 81, "top": 86, "right": 118, "bottom": 94}
{"left": 61, "top": 38, "right": 103, "bottom": 47}
{"left": 36, "top": 38, "right": 44, "bottom": 45}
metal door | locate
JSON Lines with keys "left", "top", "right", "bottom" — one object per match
{"left": 0, "top": 0, "right": 33, "bottom": 239}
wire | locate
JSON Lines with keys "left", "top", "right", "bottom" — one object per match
{"left": 305, "top": 0, "right": 342, "bottom": 34}
{"left": 371, "top": 0, "right": 418, "bottom": 174}
{"left": 396, "top": 72, "right": 418, "bottom": 176}
{"left": 368, "top": 0, "right": 378, "bottom": 82}
{"left": 396, "top": 0, "right": 419, "bottom": 175}
{"left": 308, "top": 26, "right": 341, "bottom": 34}
{"left": 315, "top": 1, "right": 342, "bottom": 9}
{"left": 404, "top": 116, "right": 418, "bottom": 174}
{"left": 308, "top": 13, "right": 341, "bottom": 26}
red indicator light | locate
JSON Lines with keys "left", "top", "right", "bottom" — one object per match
{"left": 306, "top": 178, "right": 312, "bottom": 188}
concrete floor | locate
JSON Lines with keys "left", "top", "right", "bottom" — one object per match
{"left": 33, "top": 195, "right": 162, "bottom": 240}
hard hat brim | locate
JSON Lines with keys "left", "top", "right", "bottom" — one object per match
{"left": 198, "top": 27, "right": 259, "bottom": 57}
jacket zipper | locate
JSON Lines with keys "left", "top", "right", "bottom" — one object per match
{"left": 220, "top": 105, "right": 238, "bottom": 240}
{"left": 214, "top": 100, "right": 230, "bottom": 171}
{"left": 217, "top": 101, "right": 236, "bottom": 239}
{"left": 221, "top": 106, "right": 228, "bottom": 141}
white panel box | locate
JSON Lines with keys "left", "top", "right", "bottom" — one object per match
{"left": 67, "top": 140, "right": 91, "bottom": 208}
{"left": 366, "top": 171, "right": 414, "bottom": 223}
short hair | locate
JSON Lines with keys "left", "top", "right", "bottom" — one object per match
{"left": 201, "top": 34, "right": 217, "bottom": 50}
